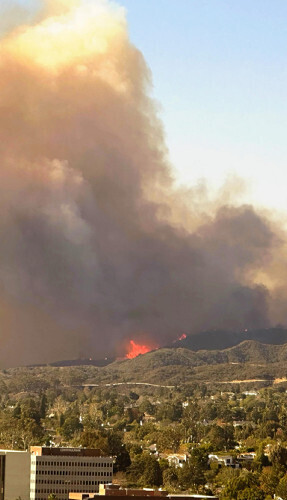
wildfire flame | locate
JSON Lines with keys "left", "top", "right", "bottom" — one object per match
{"left": 172, "top": 333, "right": 187, "bottom": 343}
{"left": 178, "top": 333, "right": 187, "bottom": 341}
{"left": 125, "top": 340, "right": 153, "bottom": 359}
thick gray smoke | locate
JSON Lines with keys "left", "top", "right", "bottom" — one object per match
{"left": 0, "top": 0, "right": 284, "bottom": 366}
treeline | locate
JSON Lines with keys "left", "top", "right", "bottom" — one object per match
{"left": 1, "top": 366, "right": 287, "bottom": 497}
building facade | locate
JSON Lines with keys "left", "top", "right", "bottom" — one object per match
{"left": 30, "top": 447, "right": 113, "bottom": 500}
{"left": 0, "top": 449, "right": 30, "bottom": 500}
{"left": 69, "top": 485, "right": 219, "bottom": 500}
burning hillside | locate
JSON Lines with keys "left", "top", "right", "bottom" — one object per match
{"left": 125, "top": 340, "right": 155, "bottom": 359}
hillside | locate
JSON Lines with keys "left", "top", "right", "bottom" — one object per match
{"left": 172, "top": 327, "right": 287, "bottom": 351}
{"left": 79, "top": 340, "right": 287, "bottom": 387}
{"left": 4, "top": 339, "right": 287, "bottom": 390}
{"left": 45, "top": 328, "right": 287, "bottom": 370}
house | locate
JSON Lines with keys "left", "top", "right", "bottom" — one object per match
{"left": 148, "top": 444, "right": 158, "bottom": 455}
{"left": 167, "top": 454, "right": 189, "bottom": 468}
{"left": 208, "top": 454, "right": 236, "bottom": 468}
{"left": 233, "top": 421, "right": 248, "bottom": 428}
{"left": 237, "top": 452, "right": 256, "bottom": 464}
{"left": 142, "top": 413, "right": 156, "bottom": 423}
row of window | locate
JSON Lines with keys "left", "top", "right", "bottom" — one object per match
{"left": 34, "top": 470, "right": 111, "bottom": 476}
{"left": 32, "top": 473, "right": 112, "bottom": 485}
{"left": 34, "top": 479, "right": 110, "bottom": 487}
{"left": 34, "top": 461, "right": 112, "bottom": 467}
{"left": 33, "top": 482, "right": 110, "bottom": 495}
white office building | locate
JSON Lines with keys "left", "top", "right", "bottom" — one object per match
{"left": 30, "top": 447, "right": 113, "bottom": 500}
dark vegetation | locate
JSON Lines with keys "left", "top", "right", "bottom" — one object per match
{"left": 171, "top": 327, "right": 287, "bottom": 351}
{"left": 1, "top": 338, "right": 287, "bottom": 498}
{"left": 82, "top": 340, "right": 287, "bottom": 386}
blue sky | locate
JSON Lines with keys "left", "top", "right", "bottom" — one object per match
{"left": 11, "top": 0, "right": 287, "bottom": 211}
{"left": 119, "top": 0, "right": 287, "bottom": 211}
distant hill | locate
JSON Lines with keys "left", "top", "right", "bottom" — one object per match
{"left": 11, "top": 338, "right": 287, "bottom": 389}
{"left": 40, "top": 328, "right": 287, "bottom": 370}
{"left": 49, "top": 357, "right": 115, "bottom": 367}
{"left": 29, "top": 357, "right": 115, "bottom": 368}
{"left": 84, "top": 339, "right": 287, "bottom": 386}
{"left": 171, "top": 327, "right": 287, "bottom": 351}
{"left": 106, "top": 340, "right": 287, "bottom": 372}
{"left": 25, "top": 327, "right": 287, "bottom": 388}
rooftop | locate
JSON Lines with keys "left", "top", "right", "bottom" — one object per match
{"left": 30, "top": 447, "right": 106, "bottom": 457}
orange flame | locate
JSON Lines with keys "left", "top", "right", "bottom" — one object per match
{"left": 173, "top": 333, "right": 187, "bottom": 343}
{"left": 178, "top": 333, "right": 187, "bottom": 341}
{"left": 125, "top": 340, "right": 153, "bottom": 359}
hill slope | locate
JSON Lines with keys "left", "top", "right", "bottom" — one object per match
{"left": 172, "top": 327, "right": 287, "bottom": 351}
{"left": 83, "top": 340, "right": 287, "bottom": 386}
{"left": 11, "top": 337, "right": 287, "bottom": 390}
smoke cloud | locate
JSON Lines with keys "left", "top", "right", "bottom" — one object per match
{"left": 0, "top": 0, "right": 285, "bottom": 366}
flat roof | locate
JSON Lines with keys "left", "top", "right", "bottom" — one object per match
{"left": 0, "top": 449, "right": 29, "bottom": 454}
{"left": 30, "top": 447, "right": 109, "bottom": 457}
{"left": 169, "top": 496, "right": 219, "bottom": 499}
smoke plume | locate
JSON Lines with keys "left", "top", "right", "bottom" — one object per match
{"left": 0, "top": 0, "right": 285, "bottom": 366}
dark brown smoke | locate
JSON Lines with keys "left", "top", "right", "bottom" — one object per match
{"left": 0, "top": 0, "right": 285, "bottom": 366}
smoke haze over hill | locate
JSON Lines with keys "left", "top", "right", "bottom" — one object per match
{"left": 0, "top": 0, "right": 286, "bottom": 366}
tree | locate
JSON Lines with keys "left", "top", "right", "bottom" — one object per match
{"left": 177, "top": 451, "right": 207, "bottom": 493}
{"left": 17, "top": 417, "right": 44, "bottom": 449}
{"left": 114, "top": 445, "right": 131, "bottom": 473}
{"left": 207, "top": 424, "right": 235, "bottom": 451}
{"left": 127, "top": 454, "right": 162, "bottom": 487}
{"left": 79, "top": 430, "right": 106, "bottom": 449}
{"left": 252, "top": 445, "right": 270, "bottom": 472}
{"left": 237, "top": 486, "right": 264, "bottom": 500}
{"left": 156, "top": 425, "right": 184, "bottom": 452}
{"left": 141, "top": 455, "right": 162, "bottom": 487}
{"left": 61, "top": 416, "right": 83, "bottom": 440}
{"left": 21, "top": 398, "right": 41, "bottom": 424}
{"left": 40, "top": 394, "right": 48, "bottom": 419}
{"left": 156, "top": 402, "right": 182, "bottom": 422}
{"left": 182, "top": 401, "right": 200, "bottom": 443}
{"left": 139, "top": 399, "right": 154, "bottom": 415}
{"left": 127, "top": 456, "right": 143, "bottom": 485}
{"left": 163, "top": 467, "right": 178, "bottom": 491}
{"left": 256, "top": 420, "right": 279, "bottom": 439}
{"left": 221, "top": 472, "right": 262, "bottom": 500}
{"left": 129, "top": 392, "right": 139, "bottom": 401}
{"left": 48, "top": 494, "right": 58, "bottom": 500}
{"left": 189, "top": 447, "right": 209, "bottom": 471}
{"left": 269, "top": 444, "right": 287, "bottom": 470}
{"left": 276, "top": 473, "right": 287, "bottom": 500}
{"left": 13, "top": 405, "right": 21, "bottom": 419}
{"left": 260, "top": 466, "right": 282, "bottom": 497}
